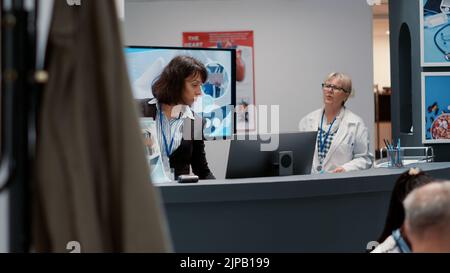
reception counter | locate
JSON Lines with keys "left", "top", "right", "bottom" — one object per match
{"left": 156, "top": 162, "right": 450, "bottom": 252}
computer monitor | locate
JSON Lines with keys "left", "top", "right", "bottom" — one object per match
{"left": 225, "top": 131, "right": 318, "bottom": 179}
{"left": 124, "top": 46, "right": 236, "bottom": 139}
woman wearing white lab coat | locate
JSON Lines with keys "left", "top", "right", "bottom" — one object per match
{"left": 299, "top": 72, "right": 373, "bottom": 174}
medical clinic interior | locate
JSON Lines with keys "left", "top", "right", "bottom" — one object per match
{"left": 1, "top": 0, "right": 450, "bottom": 253}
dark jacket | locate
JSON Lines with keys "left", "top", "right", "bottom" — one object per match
{"left": 137, "top": 99, "right": 215, "bottom": 180}
{"left": 34, "top": 0, "right": 171, "bottom": 252}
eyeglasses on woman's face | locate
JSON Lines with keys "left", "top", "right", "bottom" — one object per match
{"left": 321, "top": 83, "right": 348, "bottom": 93}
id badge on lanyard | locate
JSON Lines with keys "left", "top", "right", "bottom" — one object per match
{"left": 162, "top": 156, "right": 174, "bottom": 181}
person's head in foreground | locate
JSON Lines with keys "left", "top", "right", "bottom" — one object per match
{"left": 403, "top": 181, "right": 450, "bottom": 253}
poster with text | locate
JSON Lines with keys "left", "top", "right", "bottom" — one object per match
{"left": 422, "top": 72, "right": 450, "bottom": 143}
{"left": 183, "top": 31, "right": 256, "bottom": 131}
{"left": 420, "top": 0, "right": 450, "bottom": 66}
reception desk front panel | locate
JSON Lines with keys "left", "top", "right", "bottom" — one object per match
{"left": 157, "top": 163, "right": 450, "bottom": 252}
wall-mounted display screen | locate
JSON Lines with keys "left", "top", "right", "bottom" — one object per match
{"left": 124, "top": 46, "right": 236, "bottom": 139}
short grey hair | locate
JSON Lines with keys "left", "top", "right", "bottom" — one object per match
{"left": 403, "top": 181, "right": 450, "bottom": 237}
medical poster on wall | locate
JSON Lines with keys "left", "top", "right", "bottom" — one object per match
{"left": 422, "top": 72, "right": 450, "bottom": 143}
{"left": 183, "top": 30, "right": 256, "bottom": 131}
{"left": 420, "top": 0, "right": 450, "bottom": 66}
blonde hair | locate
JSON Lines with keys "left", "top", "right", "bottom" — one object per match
{"left": 324, "top": 72, "right": 353, "bottom": 106}
{"left": 324, "top": 72, "right": 352, "bottom": 94}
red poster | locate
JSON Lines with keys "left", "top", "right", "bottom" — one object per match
{"left": 183, "top": 31, "right": 256, "bottom": 131}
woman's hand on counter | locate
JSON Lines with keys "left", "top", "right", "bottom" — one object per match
{"left": 332, "top": 167, "right": 346, "bottom": 173}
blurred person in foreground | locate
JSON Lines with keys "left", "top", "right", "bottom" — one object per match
{"left": 403, "top": 181, "right": 450, "bottom": 253}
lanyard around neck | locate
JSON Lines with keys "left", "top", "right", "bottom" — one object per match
{"left": 319, "top": 111, "right": 336, "bottom": 154}
{"left": 159, "top": 108, "right": 176, "bottom": 158}
{"left": 392, "top": 229, "right": 411, "bottom": 253}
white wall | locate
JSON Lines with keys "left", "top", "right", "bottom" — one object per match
{"left": 116, "top": 0, "right": 125, "bottom": 20}
{"left": 124, "top": 0, "right": 375, "bottom": 178}
{"left": 373, "top": 18, "right": 390, "bottom": 89}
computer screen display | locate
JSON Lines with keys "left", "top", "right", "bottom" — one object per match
{"left": 226, "top": 132, "right": 318, "bottom": 179}
{"left": 124, "top": 46, "right": 236, "bottom": 139}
